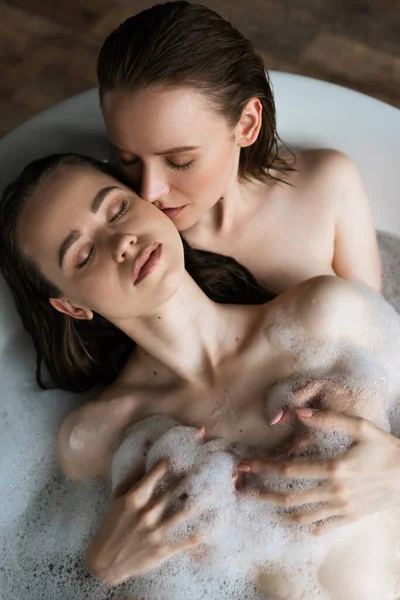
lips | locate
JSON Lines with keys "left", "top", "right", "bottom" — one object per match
{"left": 161, "top": 206, "right": 185, "bottom": 219}
{"left": 132, "top": 243, "right": 162, "bottom": 285}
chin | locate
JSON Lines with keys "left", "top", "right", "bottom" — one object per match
{"left": 178, "top": 215, "right": 209, "bottom": 233}
{"left": 175, "top": 216, "right": 196, "bottom": 232}
{"left": 175, "top": 222, "right": 189, "bottom": 232}
{"left": 174, "top": 208, "right": 205, "bottom": 232}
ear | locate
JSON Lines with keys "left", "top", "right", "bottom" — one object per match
{"left": 235, "top": 97, "right": 263, "bottom": 148}
{"left": 49, "top": 297, "right": 93, "bottom": 321}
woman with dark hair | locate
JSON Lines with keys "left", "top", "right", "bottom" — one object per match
{"left": 1, "top": 153, "right": 400, "bottom": 597}
{"left": 0, "top": 154, "right": 272, "bottom": 392}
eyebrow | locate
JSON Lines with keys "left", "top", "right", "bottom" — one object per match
{"left": 58, "top": 185, "right": 121, "bottom": 268}
{"left": 110, "top": 143, "right": 200, "bottom": 157}
{"left": 58, "top": 230, "right": 82, "bottom": 268}
{"left": 91, "top": 185, "right": 120, "bottom": 214}
{"left": 155, "top": 145, "right": 200, "bottom": 156}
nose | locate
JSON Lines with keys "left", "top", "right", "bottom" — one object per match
{"left": 113, "top": 233, "right": 138, "bottom": 263}
{"left": 140, "top": 163, "right": 170, "bottom": 205}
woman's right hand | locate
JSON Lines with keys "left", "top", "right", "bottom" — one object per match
{"left": 86, "top": 459, "right": 201, "bottom": 585}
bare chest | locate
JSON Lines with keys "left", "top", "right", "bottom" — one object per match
{"left": 136, "top": 350, "right": 295, "bottom": 450}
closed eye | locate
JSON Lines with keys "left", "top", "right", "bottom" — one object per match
{"left": 75, "top": 199, "right": 129, "bottom": 269}
{"left": 167, "top": 159, "right": 194, "bottom": 172}
{"left": 109, "top": 198, "right": 129, "bottom": 222}
{"left": 77, "top": 245, "right": 95, "bottom": 269}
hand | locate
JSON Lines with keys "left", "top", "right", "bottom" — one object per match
{"left": 236, "top": 409, "right": 400, "bottom": 535}
{"left": 86, "top": 459, "right": 201, "bottom": 585}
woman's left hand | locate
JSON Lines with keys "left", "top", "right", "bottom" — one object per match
{"left": 236, "top": 408, "right": 400, "bottom": 535}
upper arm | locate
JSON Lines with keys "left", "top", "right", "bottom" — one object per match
{"left": 58, "top": 389, "right": 139, "bottom": 481}
{"left": 329, "top": 152, "right": 381, "bottom": 291}
{"left": 58, "top": 409, "right": 93, "bottom": 481}
{"left": 58, "top": 405, "right": 112, "bottom": 481}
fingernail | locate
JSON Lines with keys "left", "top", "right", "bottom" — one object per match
{"left": 270, "top": 409, "right": 284, "bottom": 425}
{"left": 196, "top": 426, "right": 206, "bottom": 440}
{"left": 236, "top": 462, "right": 251, "bottom": 472}
{"left": 295, "top": 408, "right": 313, "bottom": 418}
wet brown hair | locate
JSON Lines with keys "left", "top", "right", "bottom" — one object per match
{"left": 0, "top": 154, "right": 273, "bottom": 393}
{"left": 97, "top": 1, "right": 294, "bottom": 183}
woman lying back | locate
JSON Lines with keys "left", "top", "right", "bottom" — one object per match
{"left": 1, "top": 154, "right": 399, "bottom": 599}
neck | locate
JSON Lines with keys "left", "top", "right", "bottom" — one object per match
{"left": 113, "top": 273, "right": 239, "bottom": 384}
{"left": 196, "top": 152, "right": 251, "bottom": 234}
{"left": 212, "top": 186, "right": 246, "bottom": 233}
{"left": 200, "top": 180, "right": 262, "bottom": 239}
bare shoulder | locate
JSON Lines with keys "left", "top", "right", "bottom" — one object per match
{"left": 297, "top": 274, "right": 367, "bottom": 309}
{"left": 275, "top": 149, "right": 364, "bottom": 216}
{"left": 265, "top": 275, "right": 374, "bottom": 342}
{"left": 58, "top": 382, "right": 140, "bottom": 481}
{"left": 293, "top": 148, "right": 359, "bottom": 182}
{"left": 294, "top": 275, "right": 374, "bottom": 339}
{"left": 285, "top": 148, "right": 370, "bottom": 225}
{"left": 282, "top": 149, "right": 360, "bottom": 198}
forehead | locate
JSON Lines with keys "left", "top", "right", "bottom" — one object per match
{"left": 18, "top": 166, "right": 121, "bottom": 256}
{"left": 102, "top": 86, "right": 230, "bottom": 154}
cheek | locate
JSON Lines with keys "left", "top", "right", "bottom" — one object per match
{"left": 182, "top": 144, "right": 238, "bottom": 195}
{"left": 72, "top": 266, "right": 118, "bottom": 311}
{"left": 206, "top": 138, "right": 238, "bottom": 180}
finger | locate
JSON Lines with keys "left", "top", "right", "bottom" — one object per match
{"left": 294, "top": 408, "right": 378, "bottom": 440}
{"left": 269, "top": 408, "right": 293, "bottom": 425}
{"left": 196, "top": 426, "right": 206, "bottom": 441}
{"left": 279, "top": 410, "right": 293, "bottom": 425}
{"left": 134, "top": 534, "right": 202, "bottom": 576}
{"left": 161, "top": 501, "right": 199, "bottom": 532}
{"left": 143, "top": 478, "right": 184, "bottom": 524}
{"left": 236, "top": 458, "right": 331, "bottom": 479}
{"left": 313, "top": 516, "right": 353, "bottom": 536}
{"left": 293, "top": 380, "right": 326, "bottom": 403}
{"left": 113, "top": 469, "right": 144, "bottom": 499}
{"left": 257, "top": 485, "right": 331, "bottom": 507}
{"left": 128, "top": 459, "right": 170, "bottom": 507}
{"left": 286, "top": 433, "right": 317, "bottom": 456}
{"left": 159, "top": 534, "right": 202, "bottom": 562}
{"left": 286, "top": 505, "right": 340, "bottom": 526}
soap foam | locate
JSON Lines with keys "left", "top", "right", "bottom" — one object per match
{"left": 109, "top": 414, "right": 363, "bottom": 600}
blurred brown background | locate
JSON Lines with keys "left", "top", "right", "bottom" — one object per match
{"left": 0, "top": 0, "right": 399, "bottom": 137}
